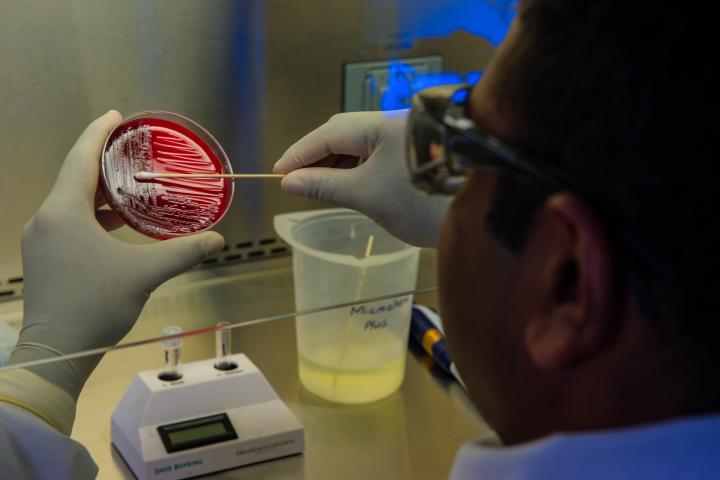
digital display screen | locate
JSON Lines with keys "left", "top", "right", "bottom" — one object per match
{"left": 158, "top": 413, "right": 237, "bottom": 453}
{"left": 167, "top": 422, "right": 228, "bottom": 445}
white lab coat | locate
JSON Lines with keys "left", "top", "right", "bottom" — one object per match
{"left": 450, "top": 413, "right": 720, "bottom": 479}
{"left": 0, "top": 403, "right": 97, "bottom": 479}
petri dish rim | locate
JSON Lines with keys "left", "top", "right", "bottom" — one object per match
{"left": 100, "top": 110, "right": 235, "bottom": 239}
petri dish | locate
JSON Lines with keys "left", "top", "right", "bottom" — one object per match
{"left": 100, "top": 111, "right": 234, "bottom": 239}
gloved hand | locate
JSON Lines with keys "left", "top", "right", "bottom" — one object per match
{"left": 273, "top": 110, "right": 451, "bottom": 248}
{"left": 9, "top": 111, "right": 225, "bottom": 401}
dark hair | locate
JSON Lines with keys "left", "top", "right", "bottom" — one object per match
{"left": 485, "top": 1, "right": 719, "bottom": 402}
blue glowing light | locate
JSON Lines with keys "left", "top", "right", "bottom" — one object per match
{"left": 379, "top": 65, "right": 482, "bottom": 111}
{"left": 450, "top": 87, "right": 471, "bottom": 105}
{"left": 374, "top": 0, "right": 515, "bottom": 111}
{"left": 397, "top": 0, "right": 517, "bottom": 47}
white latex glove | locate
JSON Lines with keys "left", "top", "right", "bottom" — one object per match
{"left": 9, "top": 111, "right": 225, "bottom": 400}
{"left": 273, "top": 110, "right": 451, "bottom": 248}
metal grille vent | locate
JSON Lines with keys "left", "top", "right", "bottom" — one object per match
{"left": 200, "top": 236, "right": 290, "bottom": 267}
{"left": 0, "top": 276, "right": 23, "bottom": 303}
{"left": 0, "top": 236, "right": 291, "bottom": 303}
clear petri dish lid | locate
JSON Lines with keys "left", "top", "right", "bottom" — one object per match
{"left": 100, "top": 111, "right": 234, "bottom": 239}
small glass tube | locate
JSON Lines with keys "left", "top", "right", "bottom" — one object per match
{"left": 159, "top": 325, "right": 183, "bottom": 381}
{"left": 214, "top": 322, "right": 237, "bottom": 371}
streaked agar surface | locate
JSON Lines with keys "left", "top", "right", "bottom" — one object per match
{"left": 101, "top": 113, "right": 233, "bottom": 239}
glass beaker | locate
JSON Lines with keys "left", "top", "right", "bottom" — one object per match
{"left": 275, "top": 209, "right": 420, "bottom": 404}
{"left": 100, "top": 111, "right": 234, "bottom": 239}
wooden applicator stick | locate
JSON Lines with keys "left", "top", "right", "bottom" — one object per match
{"left": 134, "top": 172, "right": 285, "bottom": 181}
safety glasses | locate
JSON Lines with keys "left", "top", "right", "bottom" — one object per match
{"left": 405, "top": 83, "right": 671, "bottom": 280}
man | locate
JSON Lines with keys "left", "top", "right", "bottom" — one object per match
{"left": 274, "top": 0, "right": 720, "bottom": 477}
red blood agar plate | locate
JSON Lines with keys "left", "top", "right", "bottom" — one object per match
{"left": 100, "top": 111, "right": 234, "bottom": 239}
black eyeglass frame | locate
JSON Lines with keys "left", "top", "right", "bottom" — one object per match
{"left": 405, "top": 83, "right": 671, "bottom": 281}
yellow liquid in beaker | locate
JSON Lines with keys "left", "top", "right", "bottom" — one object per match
{"left": 299, "top": 343, "right": 406, "bottom": 404}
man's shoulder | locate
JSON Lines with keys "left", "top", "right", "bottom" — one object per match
{"left": 450, "top": 414, "right": 720, "bottom": 480}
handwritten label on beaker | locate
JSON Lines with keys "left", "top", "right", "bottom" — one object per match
{"left": 349, "top": 296, "right": 411, "bottom": 331}
{"left": 349, "top": 296, "right": 410, "bottom": 316}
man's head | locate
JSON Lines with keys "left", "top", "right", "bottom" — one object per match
{"left": 438, "top": 1, "right": 719, "bottom": 443}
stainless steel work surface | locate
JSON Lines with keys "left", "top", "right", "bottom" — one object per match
{"left": 70, "top": 255, "right": 490, "bottom": 479}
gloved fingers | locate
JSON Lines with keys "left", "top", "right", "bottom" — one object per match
{"left": 49, "top": 110, "right": 123, "bottom": 211}
{"left": 311, "top": 153, "right": 364, "bottom": 169}
{"left": 273, "top": 112, "right": 382, "bottom": 174}
{"left": 280, "top": 167, "right": 362, "bottom": 209}
{"left": 134, "top": 231, "right": 226, "bottom": 289}
{"left": 95, "top": 209, "right": 125, "bottom": 232}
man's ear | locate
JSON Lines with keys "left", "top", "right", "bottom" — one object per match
{"left": 523, "top": 193, "right": 618, "bottom": 370}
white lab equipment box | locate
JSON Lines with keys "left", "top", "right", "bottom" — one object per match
{"left": 111, "top": 353, "right": 304, "bottom": 480}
